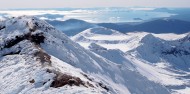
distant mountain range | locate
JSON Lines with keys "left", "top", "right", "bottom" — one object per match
{"left": 98, "top": 19, "right": 190, "bottom": 34}
{"left": 47, "top": 18, "right": 190, "bottom": 36}
{"left": 46, "top": 19, "right": 96, "bottom": 36}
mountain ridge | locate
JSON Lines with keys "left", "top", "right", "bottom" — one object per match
{"left": 0, "top": 16, "right": 170, "bottom": 94}
{"left": 72, "top": 26, "right": 190, "bottom": 93}
{"left": 98, "top": 19, "right": 190, "bottom": 34}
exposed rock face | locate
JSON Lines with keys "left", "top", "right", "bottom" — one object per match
{"left": 162, "top": 47, "right": 190, "bottom": 56}
{"left": 50, "top": 73, "right": 85, "bottom": 88}
{"left": 2, "top": 32, "right": 45, "bottom": 48}
{"left": 0, "top": 25, "right": 5, "bottom": 30}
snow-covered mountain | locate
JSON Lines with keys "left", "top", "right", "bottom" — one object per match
{"left": 46, "top": 18, "right": 190, "bottom": 37}
{"left": 72, "top": 27, "right": 190, "bottom": 94}
{"left": 131, "top": 33, "right": 190, "bottom": 71}
{"left": 72, "top": 27, "right": 149, "bottom": 52}
{"left": 0, "top": 16, "right": 171, "bottom": 94}
{"left": 127, "top": 34, "right": 190, "bottom": 93}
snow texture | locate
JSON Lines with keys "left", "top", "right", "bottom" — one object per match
{"left": 0, "top": 16, "right": 170, "bottom": 94}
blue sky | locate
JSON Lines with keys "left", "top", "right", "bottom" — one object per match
{"left": 0, "top": 0, "right": 190, "bottom": 8}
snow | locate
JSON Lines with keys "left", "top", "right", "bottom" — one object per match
{"left": 72, "top": 26, "right": 190, "bottom": 94}
{"left": 126, "top": 33, "right": 190, "bottom": 91}
{"left": 153, "top": 33, "right": 187, "bottom": 41}
{"left": 76, "top": 42, "right": 131, "bottom": 52}
{"left": 0, "top": 16, "right": 6, "bottom": 21}
{"left": 88, "top": 35, "right": 128, "bottom": 41}
{"left": 72, "top": 27, "right": 188, "bottom": 52}
{"left": 173, "top": 87, "right": 190, "bottom": 94}
{"left": 0, "top": 16, "right": 108, "bottom": 94}
{"left": 72, "top": 28, "right": 149, "bottom": 52}
{"left": 126, "top": 55, "right": 186, "bottom": 86}
{"left": 0, "top": 55, "right": 106, "bottom": 94}
{"left": 0, "top": 16, "right": 171, "bottom": 94}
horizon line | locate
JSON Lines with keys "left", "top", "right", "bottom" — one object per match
{"left": 0, "top": 6, "right": 190, "bottom": 10}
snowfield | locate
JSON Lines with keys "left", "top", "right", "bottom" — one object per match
{"left": 72, "top": 27, "right": 190, "bottom": 94}
{"left": 72, "top": 27, "right": 149, "bottom": 52}
{"left": 0, "top": 16, "right": 172, "bottom": 94}
{"left": 0, "top": 55, "right": 107, "bottom": 94}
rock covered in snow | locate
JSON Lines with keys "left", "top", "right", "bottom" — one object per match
{"left": 0, "top": 16, "right": 170, "bottom": 94}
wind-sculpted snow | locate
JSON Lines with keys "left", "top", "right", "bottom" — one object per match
{"left": 0, "top": 16, "right": 170, "bottom": 94}
{"left": 133, "top": 34, "right": 190, "bottom": 71}
{"left": 89, "top": 43, "right": 135, "bottom": 70}
{"left": 127, "top": 33, "right": 190, "bottom": 93}
{"left": 73, "top": 26, "right": 190, "bottom": 93}
{"left": 72, "top": 27, "right": 148, "bottom": 52}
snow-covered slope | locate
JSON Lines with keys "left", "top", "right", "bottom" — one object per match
{"left": 127, "top": 34, "right": 190, "bottom": 93}
{"left": 0, "top": 16, "right": 108, "bottom": 94}
{"left": 132, "top": 34, "right": 190, "bottom": 71}
{"left": 0, "top": 54, "right": 108, "bottom": 94}
{"left": 85, "top": 40, "right": 190, "bottom": 94}
{"left": 72, "top": 27, "right": 186, "bottom": 52}
{"left": 89, "top": 43, "right": 127, "bottom": 64}
{"left": 0, "top": 16, "right": 170, "bottom": 94}
{"left": 72, "top": 27, "right": 190, "bottom": 94}
{"left": 72, "top": 27, "right": 149, "bottom": 52}
{"left": 88, "top": 43, "right": 135, "bottom": 70}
